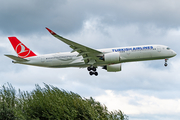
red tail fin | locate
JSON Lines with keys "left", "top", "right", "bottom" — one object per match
{"left": 8, "top": 37, "right": 37, "bottom": 58}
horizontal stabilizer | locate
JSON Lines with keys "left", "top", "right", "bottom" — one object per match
{"left": 4, "top": 54, "right": 29, "bottom": 62}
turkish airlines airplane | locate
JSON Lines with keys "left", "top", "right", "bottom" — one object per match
{"left": 5, "top": 28, "right": 176, "bottom": 76}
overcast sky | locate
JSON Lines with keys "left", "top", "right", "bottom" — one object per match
{"left": 1, "top": 0, "right": 180, "bottom": 119}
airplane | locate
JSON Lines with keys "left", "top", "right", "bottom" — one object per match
{"left": 5, "top": 28, "right": 176, "bottom": 76}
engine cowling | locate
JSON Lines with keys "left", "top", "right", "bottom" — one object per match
{"left": 103, "top": 63, "right": 122, "bottom": 72}
{"left": 104, "top": 52, "right": 120, "bottom": 63}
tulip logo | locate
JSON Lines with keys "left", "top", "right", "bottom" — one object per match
{"left": 15, "top": 43, "right": 30, "bottom": 58}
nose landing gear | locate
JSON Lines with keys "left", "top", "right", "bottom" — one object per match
{"left": 164, "top": 59, "right": 168, "bottom": 67}
{"left": 87, "top": 66, "right": 98, "bottom": 76}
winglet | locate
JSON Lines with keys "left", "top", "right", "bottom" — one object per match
{"left": 46, "top": 27, "right": 57, "bottom": 35}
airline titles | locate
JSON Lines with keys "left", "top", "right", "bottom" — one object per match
{"left": 112, "top": 46, "right": 154, "bottom": 52}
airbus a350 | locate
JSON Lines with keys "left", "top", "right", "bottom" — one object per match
{"left": 5, "top": 28, "right": 177, "bottom": 76}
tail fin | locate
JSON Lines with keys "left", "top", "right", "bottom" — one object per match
{"left": 8, "top": 37, "right": 37, "bottom": 58}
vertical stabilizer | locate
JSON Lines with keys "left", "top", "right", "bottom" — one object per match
{"left": 8, "top": 37, "right": 37, "bottom": 58}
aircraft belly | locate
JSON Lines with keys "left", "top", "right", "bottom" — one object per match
{"left": 47, "top": 57, "right": 85, "bottom": 68}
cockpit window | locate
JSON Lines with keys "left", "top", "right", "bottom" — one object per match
{"left": 167, "top": 47, "right": 170, "bottom": 50}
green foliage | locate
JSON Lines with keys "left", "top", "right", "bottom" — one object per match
{"left": 0, "top": 83, "right": 128, "bottom": 120}
{"left": 0, "top": 83, "right": 16, "bottom": 120}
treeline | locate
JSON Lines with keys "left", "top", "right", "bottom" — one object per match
{"left": 0, "top": 83, "right": 128, "bottom": 120}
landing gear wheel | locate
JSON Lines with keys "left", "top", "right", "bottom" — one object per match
{"left": 94, "top": 72, "right": 98, "bottom": 76}
{"left": 87, "top": 67, "right": 91, "bottom": 71}
{"left": 92, "top": 67, "right": 96, "bottom": 71}
{"left": 89, "top": 71, "right": 98, "bottom": 76}
{"left": 87, "top": 66, "right": 98, "bottom": 76}
{"left": 164, "top": 59, "right": 168, "bottom": 67}
{"left": 164, "top": 63, "right": 168, "bottom": 67}
{"left": 89, "top": 71, "right": 93, "bottom": 76}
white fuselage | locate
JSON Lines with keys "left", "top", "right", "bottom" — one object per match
{"left": 14, "top": 45, "right": 176, "bottom": 68}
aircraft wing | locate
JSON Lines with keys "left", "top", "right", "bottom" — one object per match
{"left": 46, "top": 28, "right": 103, "bottom": 65}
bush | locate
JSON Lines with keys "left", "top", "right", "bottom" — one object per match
{"left": 0, "top": 83, "right": 128, "bottom": 120}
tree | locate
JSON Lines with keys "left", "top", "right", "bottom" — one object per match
{"left": 0, "top": 83, "right": 128, "bottom": 120}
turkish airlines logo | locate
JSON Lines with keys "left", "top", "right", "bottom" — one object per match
{"left": 15, "top": 43, "right": 30, "bottom": 58}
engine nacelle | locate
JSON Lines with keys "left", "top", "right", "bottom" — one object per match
{"left": 103, "top": 63, "right": 122, "bottom": 72}
{"left": 104, "top": 52, "right": 120, "bottom": 63}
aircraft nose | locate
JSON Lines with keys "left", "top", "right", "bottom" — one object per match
{"left": 172, "top": 50, "right": 177, "bottom": 57}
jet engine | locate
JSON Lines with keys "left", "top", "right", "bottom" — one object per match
{"left": 104, "top": 52, "right": 121, "bottom": 63}
{"left": 102, "top": 63, "right": 122, "bottom": 72}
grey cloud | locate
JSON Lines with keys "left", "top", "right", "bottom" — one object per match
{"left": 101, "top": 0, "right": 180, "bottom": 28}
{"left": 0, "top": 45, "right": 27, "bottom": 73}
{"left": 1, "top": 1, "right": 180, "bottom": 119}
{"left": 1, "top": 0, "right": 180, "bottom": 35}
{"left": 0, "top": 0, "right": 69, "bottom": 34}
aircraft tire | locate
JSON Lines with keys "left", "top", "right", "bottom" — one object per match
{"left": 92, "top": 67, "right": 96, "bottom": 71}
{"left": 95, "top": 72, "right": 98, "bottom": 76}
{"left": 87, "top": 67, "right": 91, "bottom": 71}
{"left": 89, "top": 71, "right": 93, "bottom": 75}
{"left": 164, "top": 63, "right": 168, "bottom": 67}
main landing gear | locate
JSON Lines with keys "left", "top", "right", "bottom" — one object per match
{"left": 87, "top": 66, "right": 98, "bottom": 76}
{"left": 164, "top": 59, "right": 168, "bottom": 67}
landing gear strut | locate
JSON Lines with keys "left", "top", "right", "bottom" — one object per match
{"left": 164, "top": 59, "right": 168, "bottom": 67}
{"left": 87, "top": 66, "right": 98, "bottom": 76}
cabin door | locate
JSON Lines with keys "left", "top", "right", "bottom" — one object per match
{"left": 157, "top": 46, "right": 161, "bottom": 52}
